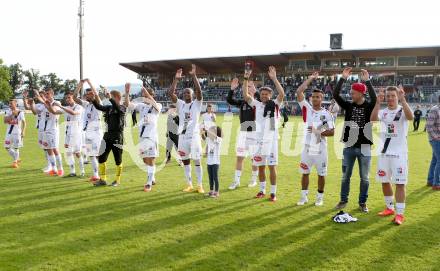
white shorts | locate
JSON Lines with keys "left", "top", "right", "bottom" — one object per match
{"left": 300, "top": 147, "right": 328, "bottom": 176}
{"left": 178, "top": 133, "right": 202, "bottom": 160}
{"left": 84, "top": 131, "right": 102, "bottom": 157}
{"left": 139, "top": 137, "right": 159, "bottom": 158}
{"left": 235, "top": 131, "right": 258, "bottom": 158}
{"left": 65, "top": 133, "right": 82, "bottom": 153}
{"left": 376, "top": 154, "right": 408, "bottom": 185}
{"left": 253, "top": 138, "right": 278, "bottom": 166}
{"left": 42, "top": 131, "right": 59, "bottom": 150}
{"left": 4, "top": 133, "right": 23, "bottom": 149}
{"left": 38, "top": 131, "right": 44, "bottom": 149}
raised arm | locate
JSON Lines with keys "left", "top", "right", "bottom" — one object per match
{"left": 124, "top": 83, "right": 131, "bottom": 107}
{"left": 168, "top": 69, "right": 182, "bottom": 104}
{"left": 85, "top": 79, "right": 101, "bottom": 104}
{"left": 360, "top": 69, "right": 376, "bottom": 106}
{"left": 370, "top": 88, "right": 384, "bottom": 122}
{"left": 267, "top": 66, "right": 285, "bottom": 104}
{"left": 227, "top": 78, "right": 241, "bottom": 106}
{"left": 242, "top": 70, "right": 252, "bottom": 104}
{"left": 21, "top": 116, "right": 26, "bottom": 138}
{"left": 73, "top": 80, "right": 84, "bottom": 105}
{"left": 398, "top": 86, "right": 414, "bottom": 121}
{"left": 45, "top": 100, "right": 63, "bottom": 115}
{"left": 189, "top": 64, "right": 202, "bottom": 101}
{"left": 297, "top": 72, "right": 319, "bottom": 102}
{"left": 92, "top": 92, "right": 111, "bottom": 112}
{"left": 333, "top": 67, "right": 351, "bottom": 109}
{"left": 142, "top": 87, "right": 161, "bottom": 113}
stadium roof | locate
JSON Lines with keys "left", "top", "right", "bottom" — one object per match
{"left": 120, "top": 45, "right": 440, "bottom": 75}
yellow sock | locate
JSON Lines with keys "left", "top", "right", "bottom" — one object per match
{"left": 99, "top": 162, "right": 107, "bottom": 181}
{"left": 115, "top": 164, "right": 123, "bottom": 183}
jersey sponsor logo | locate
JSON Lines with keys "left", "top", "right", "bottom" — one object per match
{"left": 387, "top": 124, "right": 395, "bottom": 134}
{"left": 378, "top": 170, "right": 386, "bottom": 177}
{"left": 178, "top": 150, "right": 186, "bottom": 157}
{"left": 300, "top": 162, "right": 309, "bottom": 170}
{"left": 397, "top": 167, "right": 403, "bottom": 174}
{"left": 5, "top": 140, "right": 10, "bottom": 145}
{"left": 253, "top": 156, "right": 263, "bottom": 162}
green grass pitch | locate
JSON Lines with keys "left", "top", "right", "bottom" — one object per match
{"left": 0, "top": 113, "right": 438, "bottom": 271}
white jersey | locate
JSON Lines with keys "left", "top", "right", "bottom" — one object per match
{"left": 129, "top": 102, "right": 162, "bottom": 140}
{"left": 201, "top": 112, "right": 215, "bottom": 129}
{"left": 81, "top": 100, "right": 102, "bottom": 133}
{"left": 64, "top": 104, "right": 83, "bottom": 136}
{"left": 248, "top": 98, "right": 281, "bottom": 140}
{"left": 4, "top": 110, "right": 25, "bottom": 135}
{"left": 35, "top": 103, "right": 45, "bottom": 130}
{"left": 36, "top": 101, "right": 60, "bottom": 133}
{"left": 328, "top": 102, "right": 340, "bottom": 119}
{"left": 206, "top": 137, "right": 222, "bottom": 165}
{"left": 378, "top": 106, "right": 409, "bottom": 156}
{"left": 299, "top": 100, "right": 334, "bottom": 153}
{"left": 176, "top": 99, "right": 202, "bottom": 135}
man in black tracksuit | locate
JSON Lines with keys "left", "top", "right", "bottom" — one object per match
{"left": 226, "top": 78, "right": 259, "bottom": 189}
{"left": 92, "top": 90, "right": 126, "bottom": 187}
{"left": 333, "top": 67, "right": 377, "bottom": 213}
{"left": 413, "top": 105, "right": 422, "bottom": 131}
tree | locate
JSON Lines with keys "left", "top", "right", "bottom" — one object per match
{"left": 60, "top": 79, "right": 78, "bottom": 95}
{"left": 8, "top": 63, "right": 24, "bottom": 96}
{"left": 23, "top": 68, "right": 40, "bottom": 92}
{"left": 0, "top": 59, "right": 13, "bottom": 102}
{"left": 40, "top": 72, "right": 63, "bottom": 94}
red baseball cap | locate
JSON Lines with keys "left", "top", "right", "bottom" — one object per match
{"left": 351, "top": 83, "right": 367, "bottom": 94}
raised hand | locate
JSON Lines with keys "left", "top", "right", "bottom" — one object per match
{"left": 360, "top": 69, "right": 370, "bottom": 82}
{"left": 175, "top": 68, "right": 183, "bottom": 79}
{"left": 188, "top": 64, "right": 196, "bottom": 76}
{"left": 268, "top": 66, "right": 277, "bottom": 80}
{"left": 22, "top": 90, "right": 28, "bottom": 98}
{"left": 231, "top": 78, "right": 239, "bottom": 90}
{"left": 342, "top": 67, "right": 352, "bottom": 80}
{"left": 244, "top": 69, "right": 252, "bottom": 79}
{"left": 397, "top": 85, "right": 406, "bottom": 102}
{"left": 124, "top": 83, "right": 131, "bottom": 94}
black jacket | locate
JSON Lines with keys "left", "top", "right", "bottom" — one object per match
{"left": 333, "top": 78, "right": 377, "bottom": 148}
{"left": 93, "top": 99, "right": 126, "bottom": 138}
{"left": 227, "top": 89, "right": 256, "bottom": 132}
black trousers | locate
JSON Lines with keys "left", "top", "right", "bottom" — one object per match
{"left": 207, "top": 164, "right": 219, "bottom": 192}
{"left": 413, "top": 118, "right": 420, "bottom": 131}
{"left": 166, "top": 132, "right": 179, "bottom": 160}
{"left": 99, "top": 133, "right": 123, "bottom": 165}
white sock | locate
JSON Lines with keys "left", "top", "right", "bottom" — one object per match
{"left": 396, "top": 202, "right": 405, "bottom": 215}
{"left": 301, "top": 190, "right": 309, "bottom": 198}
{"left": 45, "top": 152, "right": 51, "bottom": 168}
{"left": 251, "top": 170, "right": 258, "bottom": 182}
{"left": 7, "top": 148, "right": 16, "bottom": 161}
{"left": 384, "top": 196, "right": 395, "bottom": 210}
{"left": 78, "top": 155, "right": 85, "bottom": 173}
{"left": 55, "top": 154, "right": 63, "bottom": 171}
{"left": 195, "top": 165, "right": 203, "bottom": 186}
{"left": 270, "top": 184, "right": 277, "bottom": 195}
{"left": 14, "top": 149, "right": 20, "bottom": 161}
{"left": 260, "top": 181, "right": 266, "bottom": 193}
{"left": 184, "top": 164, "right": 192, "bottom": 185}
{"left": 152, "top": 165, "right": 156, "bottom": 182}
{"left": 146, "top": 165, "right": 154, "bottom": 185}
{"left": 234, "top": 170, "right": 242, "bottom": 183}
{"left": 67, "top": 153, "right": 75, "bottom": 174}
{"left": 91, "top": 156, "right": 99, "bottom": 177}
{"left": 316, "top": 191, "right": 324, "bottom": 200}
{"left": 49, "top": 155, "right": 57, "bottom": 171}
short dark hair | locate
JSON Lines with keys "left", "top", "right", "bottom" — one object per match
{"left": 260, "top": 86, "right": 273, "bottom": 93}
{"left": 65, "top": 91, "right": 74, "bottom": 96}
{"left": 169, "top": 104, "right": 176, "bottom": 109}
{"left": 312, "top": 89, "right": 324, "bottom": 94}
{"left": 386, "top": 86, "right": 398, "bottom": 92}
{"left": 85, "top": 88, "right": 92, "bottom": 92}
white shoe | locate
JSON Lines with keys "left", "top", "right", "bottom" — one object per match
{"left": 315, "top": 196, "right": 324, "bottom": 206}
{"left": 228, "top": 181, "right": 240, "bottom": 190}
{"left": 297, "top": 197, "right": 308, "bottom": 206}
{"left": 42, "top": 166, "right": 51, "bottom": 173}
{"left": 248, "top": 181, "right": 257, "bottom": 188}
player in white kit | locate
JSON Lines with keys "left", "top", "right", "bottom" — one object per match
{"left": 46, "top": 92, "right": 85, "bottom": 177}
{"left": 3, "top": 99, "right": 26, "bottom": 168}
{"left": 200, "top": 103, "right": 216, "bottom": 134}
{"left": 168, "top": 65, "right": 204, "bottom": 193}
{"left": 32, "top": 88, "right": 64, "bottom": 176}
{"left": 371, "top": 86, "right": 414, "bottom": 225}
{"left": 242, "top": 66, "right": 285, "bottom": 202}
{"left": 125, "top": 83, "right": 162, "bottom": 192}
{"left": 73, "top": 79, "right": 102, "bottom": 182}
{"left": 23, "top": 90, "right": 52, "bottom": 172}
{"left": 296, "top": 72, "right": 335, "bottom": 206}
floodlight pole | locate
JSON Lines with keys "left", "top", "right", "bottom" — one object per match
{"left": 78, "top": 0, "right": 84, "bottom": 88}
